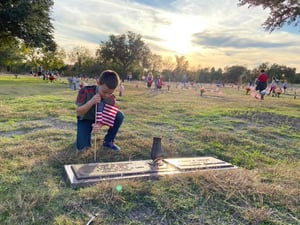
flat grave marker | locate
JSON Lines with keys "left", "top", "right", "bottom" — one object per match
{"left": 64, "top": 157, "right": 236, "bottom": 187}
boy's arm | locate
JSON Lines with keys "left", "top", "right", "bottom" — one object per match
{"left": 76, "top": 92, "right": 101, "bottom": 116}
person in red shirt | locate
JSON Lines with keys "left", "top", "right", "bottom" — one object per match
{"left": 255, "top": 69, "right": 268, "bottom": 100}
{"left": 147, "top": 72, "right": 153, "bottom": 88}
{"left": 156, "top": 75, "right": 163, "bottom": 89}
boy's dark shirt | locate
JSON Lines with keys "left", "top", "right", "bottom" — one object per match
{"left": 75, "top": 85, "right": 116, "bottom": 121}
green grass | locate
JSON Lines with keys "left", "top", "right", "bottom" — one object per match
{"left": 0, "top": 75, "right": 299, "bottom": 224}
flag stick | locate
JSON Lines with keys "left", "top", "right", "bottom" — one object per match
{"left": 94, "top": 104, "right": 97, "bottom": 161}
{"left": 94, "top": 132, "right": 97, "bottom": 161}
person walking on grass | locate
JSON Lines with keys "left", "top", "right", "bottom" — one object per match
{"left": 283, "top": 80, "right": 288, "bottom": 94}
{"left": 147, "top": 72, "right": 153, "bottom": 88}
{"left": 255, "top": 69, "right": 268, "bottom": 100}
{"left": 156, "top": 75, "right": 163, "bottom": 90}
{"left": 268, "top": 77, "right": 277, "bottom": 96}
{"left": 75, "top": 70, "right": 124, "bottom": 152}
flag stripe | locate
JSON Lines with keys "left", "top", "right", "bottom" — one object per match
{"left": 96, "top": 102, "right": 118, "bottom": 127}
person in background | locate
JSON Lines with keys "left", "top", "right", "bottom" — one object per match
{"left": 147, "top": 72, "right": 153, "bottom": 88}
{"left": 268, "top": 77, "right": 277, "bottom": 96}
{"left": 67, "top": 76, "right": 73, "bottom": 89}
{"left": 119, "top": 82, "right": 124, "bottom": 96}
{"left": 156, "top": 75, "right": 163, "bottom": 89}
{"left": 283, "top": 80, "right": 288, "bottom": 94}
{"left": 255, "top": 69, "right": 268, "bottom": 100}
{"left": 75, "top": 70, "right": 124, "bottom": 152}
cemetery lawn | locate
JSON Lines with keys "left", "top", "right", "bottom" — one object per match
{"left": 0, "top": 75, "right": 299, "bottom": 225}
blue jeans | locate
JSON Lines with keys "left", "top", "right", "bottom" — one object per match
{"left": 76, "top": 111, "right": 124, "bottom": 150}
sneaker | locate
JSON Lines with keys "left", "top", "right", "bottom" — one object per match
{"left": 103, "top": 141, "right": 121, "bottom": 151}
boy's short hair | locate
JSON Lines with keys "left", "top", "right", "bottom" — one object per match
{"left": 99, "top": 70, "right": 120, "bottom": 89}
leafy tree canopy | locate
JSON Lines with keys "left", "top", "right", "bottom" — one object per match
{"left": 0, "top": 0, "right": 56, "bottom": 51}
{"left": 96, "top": 31, "right": 151, "bottom": 78}
{"left": 238, "top": 0, "right": 300, "bottom": 31}
{"left": 0, "top": 38, "right": 25, "bottom": 68}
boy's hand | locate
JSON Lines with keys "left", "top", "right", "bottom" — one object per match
{"left": 92, "top": 123, "right": 103, "bottom": 133}
{"left": 90, "top": 94, "right": 101, "bottom": 105}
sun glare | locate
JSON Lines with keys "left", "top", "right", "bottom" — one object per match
{"left": 158, "top": 15, "right": 203, "bottom": 55}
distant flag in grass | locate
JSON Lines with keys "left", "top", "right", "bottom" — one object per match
{"left": 218, "top": 91, "right": 224, "bottom": 96}
{"left": 250, "top": 92, "right": 256, "bottom": 97}
{"left": 96, "top": 102, "right": 118, "bottom": 127}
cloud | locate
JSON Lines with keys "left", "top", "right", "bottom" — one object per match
{"left": 52, "top": 0, "right": 300, "bottom": 71}
{"left": 192, "top": 30, "right": 296, "bottom": 49}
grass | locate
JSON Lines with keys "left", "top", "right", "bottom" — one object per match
{"left": 0, "top": 75, "right": 299, "bottom": 225}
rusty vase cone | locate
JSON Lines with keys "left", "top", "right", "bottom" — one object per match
{"left": 151, "top": 137, "right": 162, "bottom": 161}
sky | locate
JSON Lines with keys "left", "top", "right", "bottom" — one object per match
{"left": 52, "top": 0, "right": 300, "bottom": 72}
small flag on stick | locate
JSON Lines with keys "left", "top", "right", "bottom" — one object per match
{"left": 96, "top": 102, "right": 118, "bottom": 127}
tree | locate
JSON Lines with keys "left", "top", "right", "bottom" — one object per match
{"left": 198, "top": 68, "right": 210, "bottom": 83}
{"left": 136, "top": 46, "right": 152, "bottom": 80}
{"left": 173, "top": 55, "right": 189, "bottom": 81}
{"left": 22, "top": 46, "right": 41, "bottom": 74}
{"left": 150, "top": 54, "right": 163, "bottom": 74}
{"left": 96, "top": 31, "right": 151, "bottom": 79}
{"left": 0, "top": 38, "right": 27, "bottom": 72}
{"left": 238, "top": 0, "right": 300, "bottom": 31}
{"left": 162, "top": 56, "right": 175, "bottom": 71}
{"left": 69, "top": 46, "right": 94, "bottom": 75}
{"left": 0, "top": 0, "right": 56, "bottom": 51}
{"left": 224, "top": 65, "right": 248, "bottom": 83}
{"left": 267, "top": 63, "right": 297, "bottom": 83}
{"left": 24, "top": 46, "right": 65, "bottom": 74}
{"left": 161, "top": 56, "right": 176, "bottom": 81}
{"left": 39, "top": 47, "right": 66, "bottom": 72}
{"left": 210, "top": 67, "right": 224, "bottom": 83}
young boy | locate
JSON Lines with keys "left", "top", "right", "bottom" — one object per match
{"left": 75, "top": 70, "right": 124, "bottom": 151}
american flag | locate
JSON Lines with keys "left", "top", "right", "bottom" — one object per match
{"left": 96, "top": 102, "right": 118, "bottom": 127}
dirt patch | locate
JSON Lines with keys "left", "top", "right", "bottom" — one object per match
{"left": 0, "top": 118, "right": 76, "bottom": 137}
{"left": 230, "top": 111, "right": 300, "bottom": 131}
